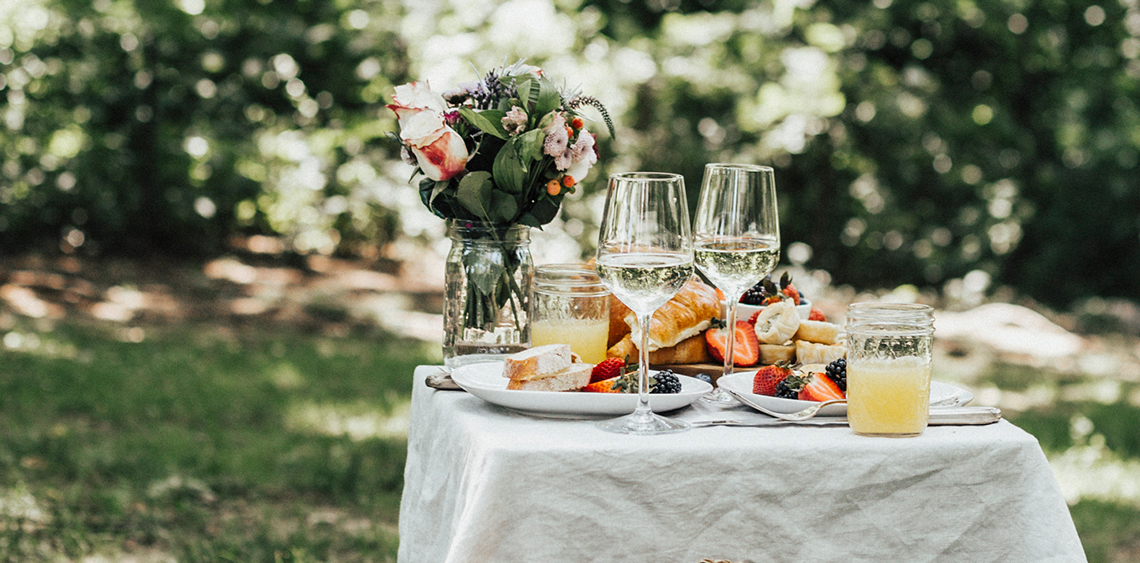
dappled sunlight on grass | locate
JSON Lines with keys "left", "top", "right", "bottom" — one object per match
{"left": 2, "top": 328, "right": 84, "bottom": 360}
{"left": 285, "top": 397, "right": 411, "bottom": 441}
{"left": 1052, "top": 435, "right": 1140, "bottom": 507}
{"left": 0, "top": 483, "right": 49, "bottom": 527}
{"left": 976, "top": 384, "right": 1059, "bottom": 411}
{"left": 0, "top": 318, "right": 423, "bottom": 560}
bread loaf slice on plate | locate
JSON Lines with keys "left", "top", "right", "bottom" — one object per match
{"left": 506, "top": 363, "right": 593, "bottom": 392}
{"left": 502, "top": 344, "right": 573, "bottom": 380}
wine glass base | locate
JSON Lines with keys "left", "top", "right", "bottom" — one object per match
{"left": 596, "top": 409, "right": 691, "bottom": 435}
{"left": 700, "top": 386, "right": 740, "bottom": 406}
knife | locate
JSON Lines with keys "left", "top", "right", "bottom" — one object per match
{"left": 690, "top": 406, "right": 1002, "bottom": 427}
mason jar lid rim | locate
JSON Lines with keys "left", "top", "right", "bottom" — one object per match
{"left": 847, "top": 302, "right": 933, "bottom": 313}
{"left": 533, "top": 264, "right": 608, "bottom": 293}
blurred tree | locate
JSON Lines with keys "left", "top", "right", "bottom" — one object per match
{"left": 576, "top": 0, "right": 1140, "bottom": 307}
{"left": 0, "top": 0, "right": 409, "bottom": 256}
{"left": 2, "top": 0, "right": 1137, "bottom": 307}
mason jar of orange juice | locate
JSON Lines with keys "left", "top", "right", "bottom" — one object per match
{"left": 846, "top": 303, "right": 935, "bottom": 437}
{"left": 529, "top": 264, "right": 610, "bottom": 364}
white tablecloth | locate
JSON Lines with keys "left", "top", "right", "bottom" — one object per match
{"left": 398, "top": 366, "right": 1086, "bottom": 563}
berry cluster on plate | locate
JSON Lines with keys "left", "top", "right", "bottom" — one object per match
{"left": 752, "top": 358, "right": 847, "bottom": 402}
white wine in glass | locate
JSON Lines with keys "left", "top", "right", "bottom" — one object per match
{"left": 693, "top": 164, "right": 780, "bottom": 404}
{"left": 595, "top": 172, "right": 694, "bottom": 435}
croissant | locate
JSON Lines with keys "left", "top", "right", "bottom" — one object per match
{"left": 607, "top": 333, "right": 712, "bottom": 365}
{"left": 607, "top": 294, "right": 632, "bottom": 347}
{"left": 624, "top": 278, "right": 720, "bottom": 351}
{"left": 753, "top": 300, "right": 800, "bottom": 344}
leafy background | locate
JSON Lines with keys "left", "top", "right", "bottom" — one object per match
{"left": 2, "top": 0, "right": 1140, "bottom": 560}
{"left": 2, "top": 0, "right": 1137, "bottom": 309}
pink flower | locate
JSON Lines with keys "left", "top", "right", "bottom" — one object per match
{"left": 565, "top": 132, "right": 597, "bottom": 182}
{"left": 387, "top": 81, "right": 469, "bottom": 181}
{"left": 502, "top": 107, "right": 528, "bottom": 135}
{"left": 542, "top": 114, "right": 569, "bottom": 160}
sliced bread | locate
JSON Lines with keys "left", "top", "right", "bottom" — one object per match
{"left": 503, "top": 344, "right": 573, "bottom": 381}
{"left": 506, "top": 363, "right": 592, "bottom": 392}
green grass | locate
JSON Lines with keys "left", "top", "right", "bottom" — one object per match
{"left": 3, "top": 320, "right": 1140, "bottom": 561}
{"left": 975, "top": 361, "right": 1140, "bottom": 563}
{"left": 0, "top": 321, "right": 436, "bottom": 562}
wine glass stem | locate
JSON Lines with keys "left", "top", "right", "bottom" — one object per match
{"left": 636, "top": 312, "right": 653, "bottom": 415}
{"left": 723, "top": 300, "right": 738, "bottom": 377}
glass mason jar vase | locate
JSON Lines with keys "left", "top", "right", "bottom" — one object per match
{"left": 845, "top": 303, "right": 935, "bottom": 437}
{"left": 443, "top": 220, "right": 533, "bottom": 369}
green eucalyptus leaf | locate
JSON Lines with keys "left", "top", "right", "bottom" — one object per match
{"left": 516, "top": 78, "right": 536, "bottom": 111}
{"left": 456, "top": 171, "right": 493, "bottom": 221}
{"left": 492, "top": 191, "right": 519, "bottom": 223}
{"left": 537, "top": 112, "right": 556, "bottom": 130}
{"left": 517, "top": 213, "right": 541, "bottom": 228}
{"left": 458, "top": 107, "right": 508, "bottom": 140}
{"left": 534, "top": 77, "right": 561, "bottom": 117}
{"left": 517, "top": 128, "right": 545, "bottom": 162}
{"left": 492, "top": 138, "right": 527, "bottom": 194}
{"left": 528, "top": 196, "right": 561, "bottom": 226}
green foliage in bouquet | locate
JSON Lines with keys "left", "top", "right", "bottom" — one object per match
{"left": 387, "top": 61, "right": 614, "bottom": 229}
{"left": 387, "top": 61, "right": 614, "bottom": 341}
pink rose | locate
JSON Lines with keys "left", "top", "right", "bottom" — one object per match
{"left": 387, "top": 81, "right": 469, "bottom": 181}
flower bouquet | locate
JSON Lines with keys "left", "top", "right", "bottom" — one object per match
{"left": 388, "top": 61, "right": 613, "bottom": 365}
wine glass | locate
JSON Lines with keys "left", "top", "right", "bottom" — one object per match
{"left": 692, "top": 164, "right": 780, "bottom": 405}
{"left": 594, "top": 172, "right": 695, "bottom": 435}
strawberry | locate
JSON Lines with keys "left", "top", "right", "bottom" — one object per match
{"left": 798, "top": 370, "right": 846, "bottom": 402}
{"left": 753, "top": 362, "right": 794, "bottom": 396}
{"left": 808, "top": 307, "right": 826, "bottom": 322}
{"left": 781, "top": 283, "right": 802, "bottom": 305}
{"left": 746, "top": 309, "right": 761, "bottom": 325}
{"left": 590, "top": 357, "right": 626, "bottom": 384}
{"left": 704, "top": 318, "right": 760, "bottom": 366}
{"left": 582, "top": 376, "right": 623, "bottom": 393}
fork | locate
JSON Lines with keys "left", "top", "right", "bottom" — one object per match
{"left": 721, "top": 387, "right": 847, "bottom": 421}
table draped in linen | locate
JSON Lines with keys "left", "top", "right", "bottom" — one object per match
{"left": 398, "top": 366, "right": 1086, "bottom": 563}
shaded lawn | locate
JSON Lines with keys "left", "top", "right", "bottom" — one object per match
{"left": 3, "top": 318, "right": 1140, "bottom": 562}
{"left": 0, "top": 321, "right": 435, "bottom": 562}
{"left": 969, "top": 360, "right": 1140, "bottom": 563}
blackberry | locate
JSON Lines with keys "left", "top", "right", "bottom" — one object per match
{"left": 774, "top": 379, "right": 798, "bottom": 399}
{"left": 825, "top": 358, "right": 847, "bottom": 392}
{"left": 739, "top": 276, "right": 774, "bottom": 305}
{"left": 694, "top": 373, "right": 713, "bottom": 385}
{"left": 650, "top": 370, "right": 682, "bottom": 394}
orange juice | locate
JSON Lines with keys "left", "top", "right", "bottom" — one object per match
{"left": 531, "top": 318, "right": 609, "bottom": 365}
{"left": 847, "top": 358, "right": 931, "bottom": 436}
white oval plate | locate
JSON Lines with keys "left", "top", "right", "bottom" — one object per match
{"left": 450, "top": 361, "right": 713, "bottom": 419}
{"left": 717, "top": 372, "right": 974, "bottom": 417}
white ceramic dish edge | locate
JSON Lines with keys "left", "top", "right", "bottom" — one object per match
{"left": 450, "top": 361, "right": 714, "bottom": 419}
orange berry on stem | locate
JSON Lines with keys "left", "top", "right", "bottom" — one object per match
{"left": 572, "top": 117, "right": 584, "bottom": 129}
{"left": 546, "top": 179, "right": 561, "bottom": 196}
{"left": 562, "top": 175, "right": 576, "bottom": 188}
